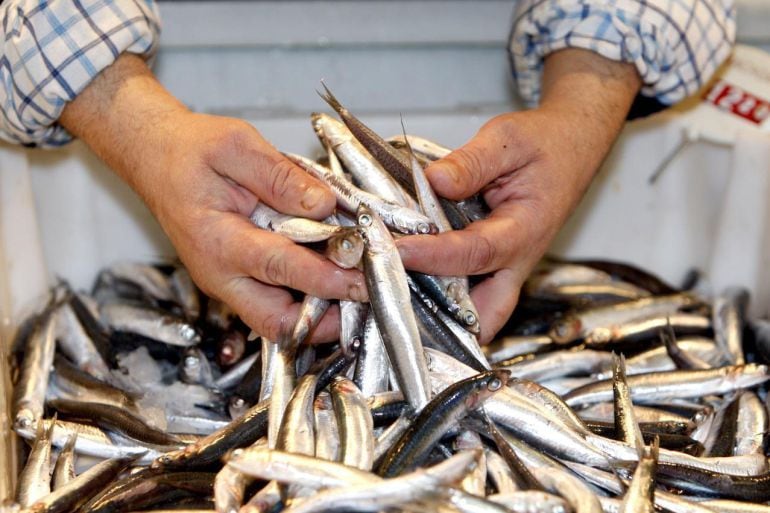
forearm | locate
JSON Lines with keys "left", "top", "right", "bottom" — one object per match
{"left": 535, "top": 48, "right": 641, "bottom": 218}
{"left": 59, "top": 53, "right": 188, "bottom": 212}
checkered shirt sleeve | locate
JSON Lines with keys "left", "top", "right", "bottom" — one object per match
{"left": 0, "top": 0, "right": 160, "bottom": 147}
{"left": 510, "top": 0, "right": 736, "bottom": 107}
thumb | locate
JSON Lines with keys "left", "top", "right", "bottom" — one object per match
{"left": 216, "top": 127, "right": 336, "bottom": 219}
{"left": 425, "top": 118, "right": 520, "bottom": 200}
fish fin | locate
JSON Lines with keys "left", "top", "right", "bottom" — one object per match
{"left": 317, "top": 81, "right": 346, "bottom": 116}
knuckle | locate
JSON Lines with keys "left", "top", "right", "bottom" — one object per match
{"left": 212, "top": 120, "right": 254, "bottom": 157}
{"left": 454, "top": 147, "right": 488, "bottom": 192}
{"left": 466, "top": 235, "right": 497, "bottom": 273}
{"left": 266, "top": 158, "right": 299, "bottom": 201}
{"left": 262, "top": 249, "right": 289, "bottom": 285}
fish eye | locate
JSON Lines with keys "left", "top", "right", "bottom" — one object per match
{"left": 487, "top": 377, "right": 503, "bottom": 391}
{"left": 181, "top": 325, "right": 197, "bottom": 340}
{"left": 341, "top": 239, "right": 354, "bottom": 251}
{"left": 184, "top": 355, "right": 199, "bottom": 367}
{"left": 463, "top": 311, "right": 477, "bottom": 326}
{"left": 358, "top": 213, "right": 372, "bottom": 226}
{"left": 553, "top": 321, "right": 571, "bottom": 338}
{"left": 417, "top": 223, "right": 431, "bottom": 234}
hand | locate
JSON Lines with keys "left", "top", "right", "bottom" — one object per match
{"left": 397, "top": 49, "right": 642, "bottom": 343}
{"left": 61, "top": 54, "right": 367, "bottom": 342}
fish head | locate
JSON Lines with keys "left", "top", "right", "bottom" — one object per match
{"left": 356, "top": 206, "right": 393, "bottom": 251}
{"left": 464, "top": 370, "right": 511, "bottom": 409}
{"left": 178, "top": 323, "right": 201, "bottom": 345}
{"left": 326, "top": 228, "right": 365, "bottom": 269}
{"left": 549, "top": 316, "right": 582, "bottom": 344}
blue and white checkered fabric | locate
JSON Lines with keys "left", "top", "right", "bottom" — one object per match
{"left": 511, "top": 0, "right": 736, "bottom": 107}
{"left": 0, "top": 0, "right": 160, "bottom": 147}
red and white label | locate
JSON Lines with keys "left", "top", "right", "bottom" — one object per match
{"left": 704, "top": 79, "right": 770, "bottom": 125}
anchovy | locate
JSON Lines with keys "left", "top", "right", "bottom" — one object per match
{"left": 100, "top": 302, "right": 200, "bottom": 347}
{"left": 16, "top": 419, "right": 55, "bottom": 507}
{"left": 14, "top": 310, "right": 58, "bottom": 429}
{"left": 249, "top": 202, "right": 345, "bottom": 243}
{"left": 287, "top": 153, "right": 435, "bottom": 235}
{"left": 619, "top": 439, "right": 659, "bottom": 513}
{"left": 713, "top": 287, "right": 749, "bottom": 365}
{"left": 339, "top": 300, "right": 367, "bottom": 358}
{"left": 548, "top": 293, "right": 700, "bottom": 344}
{"left": 49, "top": 354, "right": 141, "bottom": 414}
{"left": 330, "top": 376, "right": 374, "bottom": 470}
{"left": 311, "top": 112, "right": 416, "bottom": 209}
{"left": 55, "top": 301, "right": 111, "bottom": 381}
{"left": 153, "top": 400, "right": 269, "bottom": 469}
{"left": 80, "top": 471, "right": 215, "bottom": 513}
{"left": 51, "top": 433, "right": 77, "bottom": 490}
{"left": 386, "top": 134, "right": 451, "bottom": 161}
{"left": 318, "top": 84, "right": 417, "bottom": 198}
{"left": 612, "top": 353, "right": 645, "bottom": 455}
{"left": 48, "top": 398, "right": 183, "bottom": 447}
{"left": 291, "top": 295, "right": 330, "bottom": 346}
{"left": 26, "top": 455, "right": 138, "bottom": 513}
{"left": 564, "top": 364, "right": 770, "bottom": 408}
{"left": 180, "top": 346, "right": 216, "bottom": 388}
{"left": 279, "top": 450, "right": 480, "bottom": 513}
{"left": 170, "top": 266, "right": 201, "bottom": 322}
{"left": 410, "top": 272, "right": 481, "bottom": 335}
{"left": 213, "top": 463, "right": 250, "bottom": 513}
{"left": 313, "top": 392, "right": 340, "bottom": 462}
{"left": 377, "top": 369, "right": 509, "bottom": 477}
{"left": 359, "top": 206, "right": 431, "bottom": 410}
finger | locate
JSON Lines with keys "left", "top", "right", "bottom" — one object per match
{"left": 305, "top": 304, "right": 342, "bottom": 345}
{"left": 215, "top": 125, "right": 335, "bottom": 219}
{"left": 469, "top": 268, "right": 522, "bottom": 344}
{"left": 397, "top": 214, "right": 524, "bottom": 277}
{"left": 425, "top": 118, "right": 526, "bottom": 200}
{"left": 221, "top": 276, "right": 305, "bottom": 342}
{"left": 226, "top": 215, "right": 369, "bottom": 302}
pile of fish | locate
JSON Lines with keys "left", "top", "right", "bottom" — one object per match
{"left": 8, "top": 87, "right": 770, "bottom": 513}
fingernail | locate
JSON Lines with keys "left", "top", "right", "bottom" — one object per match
{"left": 301, "top": 186, "right": 327, "bottom": 211}
{"left": 349, "top": 281, "right": 369, "bottom": 302}
{"left": 439, "top": 164, "right": 461, "bottom": 185}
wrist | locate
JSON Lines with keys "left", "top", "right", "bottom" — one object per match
{"left": 60, "top": 53, "right": 190, "bottom": 207}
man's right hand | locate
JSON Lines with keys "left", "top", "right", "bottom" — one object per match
{"left": 60, "top": 54, "right": 367, "bottom": 342}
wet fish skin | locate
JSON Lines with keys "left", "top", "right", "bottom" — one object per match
{"left": 153, "top": 400, "right": 269, "bottom": 470}
{"left": 311, "top": 112, "right": 416, "bottom": 209}
{"left": 47, "top": 398, "right": 183, "bottom": 447}
{"left": 619, "top": 439, "right": 659, "bottom": 513}
{"left": 287, "top": 153, "right": 435, "bottom": 235}
{"left": 51, "top": 433, "right": 77, "bottom": 490}
{"left": 16, "top": 419, "right": 55, "bottom": 507}
{"left": 100, "top": 302, "right": 201, "bottom": 348}
{"left": 330, "top": 376, "right": 374, "bottom": 470}
{"left": 318, "top": 84, "right": 417, "bottom": 198}
{"left": 249, "top": 202, "right": 345, "bottom": 243}
{"left": 213, "top": 463, "right": 250, "bottom": 513}
{"left": 612, "top": 353, "right": 644, "bottom": 455}
{"left": 80, "top": 471, "right": 216, "bottom": 513}
{"left": 14, "top": 310, "right": 58, "bottom": 429}
{"left": 359, "top": 205, "right": 431, "bottom": 411}
{"left": 564, "top": 364, "right": 770, "bottom": 408}
{"left": 26, "top": 454, "right": 138, "bottom": 513}
{"left": 377, "top": 369, "right": 509, "bottom": 477}
{"left": 278, "top": 450, "right": 480, "bottom": 513}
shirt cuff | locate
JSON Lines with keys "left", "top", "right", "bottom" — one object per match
{"left": 510, "top": 0, "right": 736, "bottom": 110}
{"left": 0, "top": 0, "right": 161, "bottom": 147}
